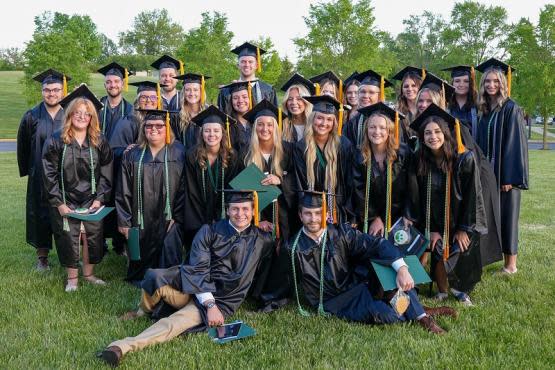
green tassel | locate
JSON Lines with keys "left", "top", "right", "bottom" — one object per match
{"left": 164, "top": 146, "right": 172, "bottom": 221}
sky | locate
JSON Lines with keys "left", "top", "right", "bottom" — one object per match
{"left": 1, "top": 0, "right": 550, "bottom": 62}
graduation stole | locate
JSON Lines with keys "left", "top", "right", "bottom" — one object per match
{"left": 314, "top": 145, "right": 337, "bottom": 224}
{"left": 363, "top": 159, "right": 393, "bottom": 237}
{"left": 201, "top": 157, "right": 226, "bottom": 219}
{"left": 136, "top": 145, "right": 172, "bottom": 230}
{"left": 60, "top": 137, "right": 96, "bottom": 232}
{"left": 290, "top": 228, "right": 330, "bottom": 317}
{"left": 101, "top": 98, "right": 125, "bottom": 135}
{"left": 356, "top": 114, "right": 365, "bottom": 147}
{"left": 485, "top": 111, "right": 499, "bottom": 162}
{"left": 262, "top": 156, "right": 280, "bottom": 240}
{"left": 424, "top": 170, "right": 451, "bottom": 261}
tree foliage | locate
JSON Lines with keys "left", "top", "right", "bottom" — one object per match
{"left": 0, "top": 48, "right": 25, "bottom": 71}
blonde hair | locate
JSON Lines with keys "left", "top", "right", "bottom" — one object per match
{"left": 136, "top": 116, "right": 175, "bottom": 148}
{"left": 244, "top": 116, "right": 285, "bottom": 177}
{"left": 478, "top": 68, "right": 509, "bottom": 114}
{"left": 304, "top": 111, "right": 340, "bottom": 191}
{"left": 320, "top": 80, "right": 338, "bottom": 99}
{"left": 61, "top": 98, "right": 101, "bottom": 147}
{"left": 361, "top": 113, "right": 398, "bottom": 165}
{"left": 179, "top": 82, "right": 208, "bottom": 130}
{"left": 281, "top": 84, "right": 313, "bottom": 141}
{"left": 415, "top": 88, "right": 445, "bottom": 118}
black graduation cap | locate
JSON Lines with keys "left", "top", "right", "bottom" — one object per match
{"left": 129, "top": 81, "right": 166, "bottom": 93}
{"left": 391, "top": 66, "right": 426, "bottom": 82}
{"left": 97, "top": 62, "right": 131, "bottom": 79}
{"left": 356, "top": 69, "right": 393, "bottom": 88}
{"left": 231, "top": 42, "right": 266, "bottom": 58}
{"left": 298, "top": 190, "right": 337, "bottom": 228}
{"left": 243, "top": 99, "right": 279, "bottom": 122}
{"left": 304, "top": 95, "right": 341, "bottom": 115}
{"left": 475, "top": 58, "right": 515, "bottom": 75}
{"left": 151, "top": 54, "right": 184, "bottom": 74}
{"left": 173, "top": 73, "right": 211, "bottom": 83}
{"left": 420, "top": 72, "right": 455, "bottom": 99}
{"left": 409, "top": 103, "right": 466, "bottom": 154}
{"left": 343, "top": 71, "right": 360, "bottom": 88}
{"left": 309, "top": 71, "right": 340, "bottom": 88}
{"left": 220, "top": 80, "right": 253, "bottom": 93}
{"left": 59, "top": 84, "right": 103, "bottom": 111}
{"left": 137, "top": 108, "right": 173, "bottom": 144}
{"left": 222, "top": 189, "right": 267, "bottom": 226}
{"left": 281, "top": 73, "right": 316, "bottom": 95}
{"left": 33, "top": 69, "right": 71, "bottom": 85}
{"left": 442, "top": 65, "right": 473, "bottom": 78}
{"left": 191, "top": 105, "right": 236, "bottom": 127}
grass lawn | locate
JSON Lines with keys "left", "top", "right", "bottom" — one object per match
{"left": 1, "top": 151, "right": 555, "bottom": 369}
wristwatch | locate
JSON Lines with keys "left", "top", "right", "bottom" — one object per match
{"left": 205, "top": 300, "right": 216, "bottom": 309}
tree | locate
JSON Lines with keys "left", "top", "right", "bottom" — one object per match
{"left": 275, "top": 56, "right": 295, "bottom": 91}
{"left": 22, "top": 11, "right": 102, "bottom": 104}
{"left": 253, "top": 36, "right": 283, "bottom": 87}
{"left": 0, "top": 47, "right": 25, "bottom": 70}
{"left": 176, "top": 11, "right": 236, "bottom": 102}
{"left": 293, "top": 0, "right": 396, "bottom": 81}
{"left": 505, "top": 5, "right": 555, "bottom": 150}
{"left": 118, "top": 9, "right": 185, "bottom": 56}
{"left": 98, "top": 34, "right": 119, "bottom": 63}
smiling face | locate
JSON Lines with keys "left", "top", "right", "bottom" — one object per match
{"left": 255, "top": 116, "right": 275, "bottom": 143}
{"left": 138, "top": 91, "right": 158, "bottom": 110}
{"left": 227, "top": 201, "right": 254, "bottom": 229}
{"left": 402, "top": 77, "right": 419, "bottom": 101}
{"left": 484, "top": 71, "right": 501, "bottom": 96}
{"left": 202, "top": 122, "right": 223, "bottom": 148}
{"left": 104, "top": 75, "right": 123, "bottom": 98}
{"left": 184, "top": 82, "right": 201, "bottom": 105}
{"left": 358, "top": 85, "right": 380, "bottom": 107}
{"left": 423, "top": 121, "right": 445, "bottom": 152}
{"left": 144, "top": 119, "right": 167, "bottom": 146}
{"left": 312, "top": 111, "right": 335, "bottom": 138}
{"left": 367, "top": 115, "right": 389, "bottom": 147}
{"left": 70, "top": 102, "right": 93, "bottom": 132}
{"left": 321, "top": 82, "right": 336, "bottom": 98}
{"left": 286, "top": 88, "right": 306, "bottom": 116}
{"left": 453, "top": 75, "right": 470, "bottom": 96}
{"left": 299, "top": 206, "right": 322, "bottom": 234}
{"left": 346, "top": 84, "right": 359, "bottom": 106}
{"left": 417, "top": 90, "right": 434, "bottom": 113}
{"left": 231, "top": 90, "right": 250, "bottom": 114}
{"left": 238, "top": 56, "right": 257, "bottom": 79}
{"left": 159, "top": 68, "right": 178, "bottom": 92}
{"left": 41, "top": 82, "right": 63, "bottom": 107}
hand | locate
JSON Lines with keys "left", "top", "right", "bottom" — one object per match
{"left": 430, "top": 232, "right": 442, "bottom": 251}
{"left": 258, "top": 220, "right": 274, "bottom": 232}
{"left": 501, "top": 184, "right": 513, "bottom": 192}
{"left": 124, "top": 143, "right": 137, "bottom": 154}
{"left": 368, "top": 217, "right": 384, "bottom": 237}
{"left": 207, "top": 305, "right": 224, "bottom": 327}
{"left": 402, "top": 217, "right": 413, "bottom": 228}
{"left": 57, "top": 204, "right": 73, "bottom": 217}
{"left": 166, "top": 219, "right": 175, "bottom": 232}
{"left": 89, "top": 200, "right": 101, "bottom": 211}
{"left": 261, "top": 174, "right": 281, "bottom": 186}
{"left": 396, "top": 266, "right": 415, "bottom": 292}
{"left": 454, "top": 230, "right": 470, "bottom": 252}
{"left": 118, "top": 227, "right": 129, "bottom": 239}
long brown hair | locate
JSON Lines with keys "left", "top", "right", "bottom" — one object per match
{"left": 244, "top": 116, "right": 284, "bottom": 177}
{"left": 417, "top": 116, "right": 456, "bottom": 176}
{"left": 136, "top": 118, "right": 176, "bottom": 148}
{"left": 396, "top": 73, "right": 422, "bottom": 117}
{"left": 478, "top": 69, "right": 509, "bottom": 115}
{"left": 361, "top": 113, "right": 398, "bottom": 165}
{"left": 448, "top": 74, "right": 477, "bottom": 111}
{"left": 194, "top": 125, "right": 234, "bottom": 169}
{"left": 61, "top": 98, "right": 101, "bottom": 147}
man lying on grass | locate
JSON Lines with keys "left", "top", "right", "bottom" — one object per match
{"left": 100, "top": 190, "right": 273, "bottom": 367}
{"left": 286, "top": 191, "right": 457, "bottom": 333}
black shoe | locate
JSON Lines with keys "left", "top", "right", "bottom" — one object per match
{"left": 101, "top": 346, "right": 123, "bottom": 367}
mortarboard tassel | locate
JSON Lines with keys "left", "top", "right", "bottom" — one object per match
{"left": 507, "top": 66, "right": 512, "bottom": 97}
{"left": 63, "top": 75, "right": 68, "bottom": 97}
{"left": 314, "top": 83, "right": 320, "bottom": 96}
{"left": 278, "top": 107, "right": 283, "bottom": 131}
{"left": 253, "top": 191, "right": 259, "bottom": 227}
{"left": 394, "top": 112, "right": 400, "bottom": 148}
{"left": 454, "top": 119, "right": 466, "bottom": 154}
{"left": 156, "top": 83, "right": 162, "bottom": 110}
{"left": 256, "top": 47, "right": 262, "bottom": 74}
{"left": 337, "top": 104, "right": 344, "bottom": 136}
{"left": 421, "top": 68, "right": 426, "bottom": 81}
{"left": 226, "top": 117, "right": 232, "bottom": 149}
{"left": 165, "top": 111, "right": 171, "bottom": 144}
{"left": 179, "top": 60, "right": 184, "bottom": 76}
{"left": 321, "top": 192, "right": 327, "bottom": 230}
{"left": 379, "top": 76, "right": 385, "bottom": 102}
{"left": 332, "top": 196, "right": 338, "bottom": 224}
{"left": 274, "top": 201, "right": 280, "bottom": 239}
{"left": 470, "top": 66, "right": 476, "bottom": 93}
{"left": 338, "top": 79, "right": 343, "bottom": 103}
{"left": 247, "top": 83, "right": 253, "bottom": 110}
{"left": 124, "top": 69, "right": 129, "bottom": 92}
{"left": 200, "top": 75, "right": 205, "bottom": 106}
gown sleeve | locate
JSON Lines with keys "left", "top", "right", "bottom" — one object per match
{"left": 95, "top": 137, "right": 114, "bottom": 204}
{"left": 41, "top": 136, "right": 63, "bottom": 208}
{"left": 116, "top": 149, "right": 134, "bottom": 227}
{"left": 180, "top": 224, "right": 217, "bottom": 294}
{"left": 17, "top": 111, "right": 32, "bottom": 177}
{"left": 341, "top": 224, "right": 403, "bottom": 267}
{"left": 454, "top": 151, "right": 486, "bottom": 235}
{"left": 500, "top": 101, "right": 529, "bottom": 189}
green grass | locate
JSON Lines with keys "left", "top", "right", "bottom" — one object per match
{"left": 530, "top": 125, "right": 555, "bottom": 142}
{"left": 1, "top": 148, "right": 555, "bottom": 369}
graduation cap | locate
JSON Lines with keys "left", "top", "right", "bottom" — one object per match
{"left": 223, "top": 189, "right": 267, "bottom": 227}
{"left": 191, "top": 105, "right": 235, "bottom": 148}
{"left": 231, "top": 42, "right": 266, "bottom": 73}
{"left": 281, "top": 73, "right": 316, "bottom": 95}
{"left": 137, "top": 109, "right": 173, "bottom": 144}
{"left": 97, "top": 62, "right": 133, "bottom": 92}
{"left": 304, "top": 95, "right": 345, "bottom": 135}
{"left": 243, "top": 99, "right": 284, "bottom": 130}
{"left": 151, "top": 54, "right": 185, "bottom": 75}
{"left": 33, "top": 69, "right": 71, "bottom": 96}
{"left": 442, "top": 65, "right": 477, "bottom": 94}
{"left": 220, "top": 80, "right": 254, "bottom": 110}
{"left": 309, "top": 71, "right": 341, "bottom": 97}
{"left": 475, "top": 57, "right": 515, "bottom": 96}
{"left": 129, "top": 81, "right": 166, "bottom": 93}
{"left": 358, "top": 102, "right": 406, "bottom": 145}
{"left": 420, "top": 72, "right": 455, "bottom": 101}
{"left": 391, "top": 66, "right": 427, "bottom": 82}
{"left": 298, "top": 190, "right": 337, "bottom": 229}
{"left": 174, "top": 73, "right": 211, "bottom": 106}
{"left": 356, "top": 69, "right": 393, "bottom": 102}
{"left": 343, "top": 71, "right": 360, "bottom": 89}
{"left": 59, "top": 84, "right": 103, "bottom": 111}
{"left": 409, "top": 103, "right": 466, "bottom": 154}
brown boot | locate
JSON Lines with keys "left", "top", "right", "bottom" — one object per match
{"left": 101, "top": 346, "right": 123, "bottom": 367}
{"left": 423, "top": 306, "right": 458, "bottom": 319}
{"left": 418, "top": 316, "right": 446, "bottom": 334}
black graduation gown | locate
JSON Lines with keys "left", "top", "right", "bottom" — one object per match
{"left": 282, "top": 118, "right": 307, "bottom": 143}
{"left": 294, "top": 136, "right": 355, "bottom": 224}
{"left": 162, "top": 91, "right": 181, "bottom": 112}
{"left": 17, "top": 103, "right": 63, "bottom": 250}
{"left": 182, "top": 147, "right": 243, "bottom": 240}
{"left": 352, "top": 144, "right": 412, "bottom": 231}
{"left": 343, "top": 111, "right": 411, "bottom": 149}
{"left": 285, "top": 224, "right": 425, "bottom": 323}
{"left": 409, "top": 151, "right": 487, "bottom": 293}
{"left": 141, "top": 220, "right": 273, "bottom": 331}
{"left": 217, "top": 80, "right": 278, "bottom": 113}
{"left": 42, "top": 132, "right": 113, "bottom": 268}
{"left": 229, "top": 120, "right": 252, "bottom": 154}
{"left": 169, "top": 112, "right": 202, "bottom": 152}
{"left": 449, "top": 103, "right": 478, "bottom": 137}
{"left": 116, "top": 142, "right": 186, "bottom": 282}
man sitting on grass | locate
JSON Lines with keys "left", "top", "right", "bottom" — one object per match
{"left": 100, "top": 190, "right": 273, "bottom": 367}
{"left": 286, "top": 191, "right": 457, "bottom": 334}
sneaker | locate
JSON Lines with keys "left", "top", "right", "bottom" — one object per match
{"left": 432, "top": 292, "right": 448, "bottom": 301}
{"left": 35, "top": 257, "right": 50, "bottom": 272}
{"left": 83, "top": 275, "right": 107, "bottom": 285}
{"left": 452, "top": 291, "right": 473, "bottom": 307}
{"left": 65, "top": 277, "right": 78, "bottom": 292}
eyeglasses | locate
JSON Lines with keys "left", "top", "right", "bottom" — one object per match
{"left": 73, "top": 111, "right": 92, "bottom": 119}
{"left": 144, "top": 124, "right": 165, "bottom": 131}
{"left": 139, "top": 95, "right": 158, "bottom": 102}
{"left": 42, "top": 88, "right": 62, "bottom": 94}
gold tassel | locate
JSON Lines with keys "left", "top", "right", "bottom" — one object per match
{"left": 275, "top": 202, "right": 280, "bottom": 239}
{"left": 247, "top": 83, "right": 253, "bottom": 110}
{"left": 124, "top": 69, "right": 129, "bottom": 92}
{"left": 63, "top": 75, "right": 68, "bottom": 97}
{"left": 226, "top": 117, "right": 231, "bottom": 149}
{"left": 253, "top": 191, "right": 259, "bottom": 226}
{"left": 165, "top": 111, "right": 170, "bottom": 144}
{"left": 338, "top": 79, "right": 343, "bottom": 103}
{"left": 321, "top": 192, "right": 327, "bottom": 229}
{"left": 156, "top": 83, "right": 162, "bottom": 110}
{"left": 455, "top": 119, "right": 466, "bottom": 154}
{"left": 256, "top": 47, "right": 261, "bottom": 73}
{"left": 332, "top": 196, "right": 337, "bottom": 224}
{"left": 278, "top": 108, "right": 283, "bottom": 132}
{"left": 337, "top": 104, "right": 344, "bottom": 136}
{"left": 200, "top": 75, "right": 205, "bottom": 106}
{"left": 394, "top": 112, "right": 399, "bottom": 147}
{"left": 179, "top": 60, "right": 184, "bottom": 76}
{"left": 507, "top": 66, "right": 512, "bottom": 97}
{"left": 470, "top": 66, "right": 476, "bottom": 93}
{"left": 421, "top": 68, "right": 426, "bottom": 80}
{"left": 315, "top": 83, "right": 320, "bottom": 96}
{"left": 379, "top": 76, "right": 385, "bottom": 102}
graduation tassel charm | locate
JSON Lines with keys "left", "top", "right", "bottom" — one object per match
{"left": 200, "top": 75, "right": 205, "bottom": 106}
{"left": 179, "top": 60, "right": 185, "bottom": 76}
{"left": 124, "top": 69, "right": 129, "bottom": 92}
{"left": 256, "top": 47, "right": 262, "bottom": 73}
{"left": 454, "top": 119, "right": 466, "bottom": 154}
{"left": 253, "top": 191, "right": 260, "bottom": 227}
{"left": 156, "top": 83, "right": 162, "bottom": 110}
{"left": 337, "top": 104, "right": 344, "bottom": 136}
{"left": 314, "top": 83, "right": 321, "bottom": 96}
{"left": 62, "top": 75, "right": 68, "bottom": 97}
{"left": 507, "top": 66, "right": 512, "bottom": 97}
{"left": 165, "top": 111, "right": 171, "bottom": 145}
{"left": 379, "top": 76, "right": 385, "bottom": 102}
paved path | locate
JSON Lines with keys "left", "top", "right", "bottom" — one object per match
{"left": 530, "top": 126, "right": 555, "bottom": 138}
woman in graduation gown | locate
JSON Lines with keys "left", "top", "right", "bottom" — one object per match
{"left": 352, "top": 103, "right": 412, "bottom": 236}
{"left": 220, "top": 80, "right": 253, "bottom": 153}
{"left": 116, "top": 110, "right": 186, "bottom": 284}
{"left": 475, "top": 58, "right": 529, "bottom": 274}
{"left": 309, "top": 71, "right": 341, "bottom": 98}
{"left": 342, "top": 71, "right": 360, "bottom": 122}
{"left": 294, "top": 95, "right": 355, "bottom": 225}
{"left": 172, "top": 73, "right": 210, "bottom": 151}
{"left": 392, "top": 66, "right": 425, "bottom": 146}
{"left": 443, "top": 65, "right": 479, "bottom": 136}
{"left": 182, "top": 106, "right": 243, "bottom": 249}
{"left": 408, "top": 104, "right": 487, "bottom": 305}
{"left": 280, "top": 73, "right": 314, "bottom": 143}
{"left": 42, "top": 85, "right": 113, "bottom": 292}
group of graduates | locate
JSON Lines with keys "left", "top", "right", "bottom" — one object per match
{"left": 17, "top": 41, "right": 529, "bottom": 366}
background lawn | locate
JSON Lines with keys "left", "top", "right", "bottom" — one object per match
{"left": 1, "top": 151, "right": 554, "bottom": 369}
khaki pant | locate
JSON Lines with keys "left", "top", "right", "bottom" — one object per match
{"left": 109, "top": 285, "right": 202, "bottom": 355}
